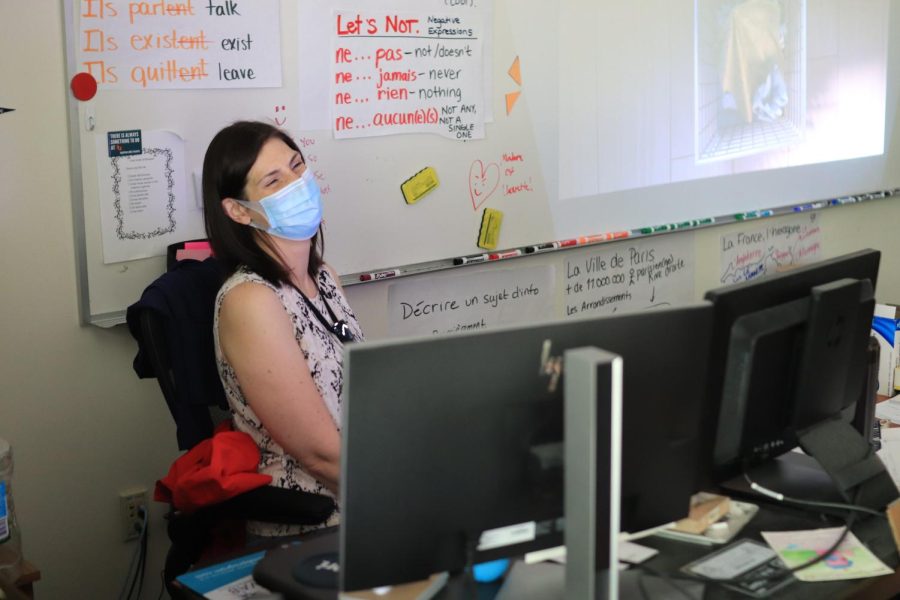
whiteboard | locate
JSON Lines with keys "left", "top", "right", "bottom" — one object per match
{"left": 62, "top": 0, "right": 900, "bottom": 325}
{"left": 65, "top": 0, "right": 556, "bottom": 324}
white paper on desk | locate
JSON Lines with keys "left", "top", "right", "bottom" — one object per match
{"left": 523, "top": 541, "right": 658, "bottom": 566}
{"left": 761, "top": 528, "right": 893, "bottom": 582}
{"left": 618, "top": 541, "right": 659, "bottom": 565}
{"left": 875, "top": 398, "right": 900, "bottom": 424}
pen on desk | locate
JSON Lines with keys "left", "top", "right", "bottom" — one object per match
{"left": 488, "top": 249, "right": 523, "bottom": 260}
{"left": 359, "top": 269, "right": 401, "bottom": 282}
{"left": 453, "top": 254, "right": 488, "bottom": 265}
{"left": 524, "top": 242, "right": 560, "bottom": 254}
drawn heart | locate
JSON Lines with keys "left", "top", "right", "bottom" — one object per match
{"left": 468, "top": 160, "right": 500, "bottom": 211}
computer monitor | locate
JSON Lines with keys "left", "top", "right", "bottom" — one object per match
{"left": 339, "top": 303, "right": 713, "bottom": 591}
{"left": 703, "top": 249, "right": 895, "bottom": 507}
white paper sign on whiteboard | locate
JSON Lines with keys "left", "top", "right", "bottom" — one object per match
{"left": 387, "top": 264, "right": 555, "bottom": 337}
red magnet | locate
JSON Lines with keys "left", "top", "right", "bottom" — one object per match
{"left": 70, "top": 72, "right": 98, "bottom": 101}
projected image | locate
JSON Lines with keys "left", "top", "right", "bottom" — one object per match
{"left": 696, "top": 0, "right": 806, "bottom": 162}
{"left": 556, "top": 0, "right": 888, "bottom": 201}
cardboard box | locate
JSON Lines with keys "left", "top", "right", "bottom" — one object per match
{"left": 873, "top": 304, "right": 900, "bottom": 397}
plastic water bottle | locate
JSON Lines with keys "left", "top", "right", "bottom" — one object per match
{"left": 0, "top": 437, "right": 22, "bottom": 582}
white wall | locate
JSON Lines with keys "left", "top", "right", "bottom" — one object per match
{"left": 0, "top": 2, "right": 176, "bottom": 597}
{"left": 1, "top": 2, "right": 899, "bottom": 599}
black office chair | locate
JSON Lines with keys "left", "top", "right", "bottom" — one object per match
{"left": 126, "top": 244, "right": 335, "bottom": 594}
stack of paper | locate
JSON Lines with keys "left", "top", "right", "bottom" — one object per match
{"left": 877, "top": 427, "right": 900, "bottom": 488}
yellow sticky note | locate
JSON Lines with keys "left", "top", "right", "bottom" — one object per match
{"left": 401, "top": 167, "right": 439, "bottom": 204}
{"left": 478, "top": 208, "right": 504, "bottom": 250}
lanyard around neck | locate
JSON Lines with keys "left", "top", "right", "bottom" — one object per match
{"left": 288, "top": 280, "right": 355, "bottom": 343}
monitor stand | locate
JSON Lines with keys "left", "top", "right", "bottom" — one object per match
{"left": 719, "top": 451, "right": 846, "bottom": 508}
{"left": 720, "top": 419, "right": 898, "bottom": 513}
{"left": 796, "top": 416, "right": 898, "bottom": 510}
{"left": 564, "top": 347, "right": 622, "bottom": 599}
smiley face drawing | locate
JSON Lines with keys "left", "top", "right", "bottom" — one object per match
{"left": 272, "top": 105, "right": 287, "bottom": 127}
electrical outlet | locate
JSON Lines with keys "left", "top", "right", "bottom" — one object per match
{"left": 119, "top": 487, "right": 148, "bottom": 541}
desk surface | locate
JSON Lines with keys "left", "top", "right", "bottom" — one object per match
{"left": 638, "top": 501, "right": 900, "bottom": 599}
{"left": 174, "top": 501, "right": 900, "bottom": 600}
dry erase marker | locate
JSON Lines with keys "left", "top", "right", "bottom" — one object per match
{"left": 577, "top": 234, "right": 608, "bottom": 244}
{"left": 830, "top": 196, "right": 857, "bottom": 206}
{"left": 488, "top": 249, "right": 523, "bottom": 260}
{"left": 793, "top": 202, "right": 824, "bottom": 212}
{"left": 359, "top": 269, "right": 400, "bottom": 282}
{"left": 676, "top": 218, "right": 714, "bottom": 229}
{"left": 453, "top": 254, "right": 489, "bottom": 265}
{"left": 558, "top": 239, "right": 578, "bottom": 248}
{"left": 581, "top": 231, "right": 631, "bottom": 242}
{"left": 638, "top": 224, "right": 675, "bottom": 234}
{"left": 525, "top": 242, "right": 560, "bottom": 254}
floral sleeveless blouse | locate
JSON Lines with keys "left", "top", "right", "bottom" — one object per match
{"left": 213, "top": 266, "right": 364, "bottom": 536}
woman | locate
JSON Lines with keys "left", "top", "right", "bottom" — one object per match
{"left": 202, "top": 121, "right": 364, "bottom": 536}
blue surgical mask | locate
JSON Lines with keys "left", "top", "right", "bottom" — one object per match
{"left": 237, "top": 168, "right": 322, "bottom": 240}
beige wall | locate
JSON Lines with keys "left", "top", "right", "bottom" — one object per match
{"left": 1, "top": 2, "right": 898, "bottom": 599}
{"left": 0, "top": 2, "right": 176, "bottom": 598}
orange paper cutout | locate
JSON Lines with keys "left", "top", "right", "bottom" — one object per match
{"left": 505, "top": 91, "right": 521, "bottom": 116}
{"left": 508, "top": 56, "right": 522, "bottom": 85}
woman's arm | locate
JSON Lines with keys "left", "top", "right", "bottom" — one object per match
{"left": 218, "top": 282, "right": 340, "bottom": 493}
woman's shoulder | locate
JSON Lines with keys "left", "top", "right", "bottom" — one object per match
{"left": 221, "top": 267, "right": 278, "bottom": 294}
{"left": 217, "top": 274, "right": 288, "bottom": 331}
{"left": 217, "top": 267, "right": 282, "bottom": 308}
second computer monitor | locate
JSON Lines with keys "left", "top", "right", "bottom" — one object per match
{"left": 703, "top": 249, "right": 880, "bottom": 483}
